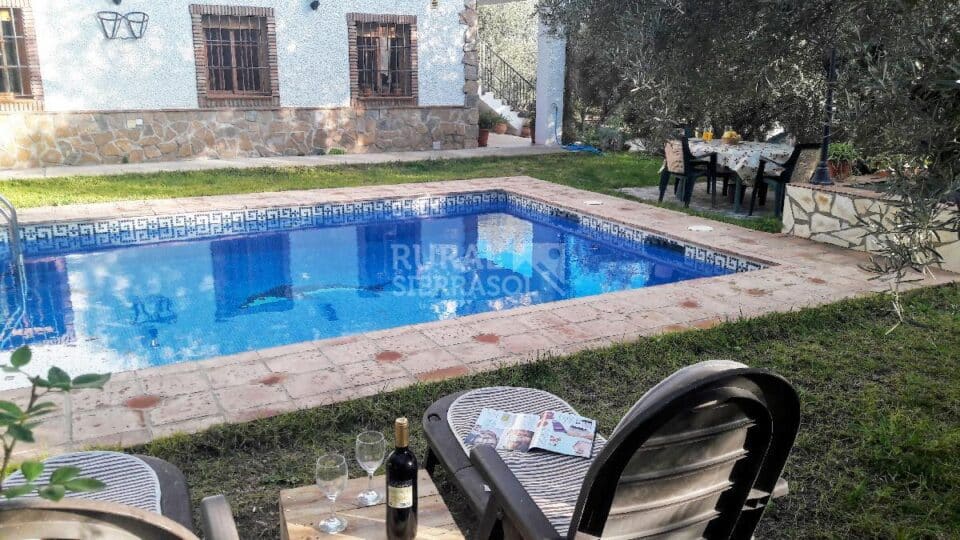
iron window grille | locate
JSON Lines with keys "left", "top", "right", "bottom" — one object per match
{"left": 201, "top": 14, "right": 270, "bottom": 96}
{"left": 0, "top": 7, "right": 30, "bottom": 98}
{"left": 355, "top": 21, "right": 414, "bottom": 99}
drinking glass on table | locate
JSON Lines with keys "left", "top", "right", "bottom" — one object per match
{"left": 703, "top": 127, "right": 714, "bottom": 142}
{"left": 356, "top": 430, "right": 386, "bottom": 506}
{"left": 316, "top": 453, "right": 349, "bottom": 534}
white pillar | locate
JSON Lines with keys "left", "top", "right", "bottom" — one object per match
{"left": 535, "top": 19, "right": 565, "bottom": 146}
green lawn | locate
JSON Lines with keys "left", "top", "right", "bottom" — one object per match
{"left": 1, "top": 153, "right": 782, "bottom": 232}
{"left": 136, "top": 284, "right": 960, "bottom": 539}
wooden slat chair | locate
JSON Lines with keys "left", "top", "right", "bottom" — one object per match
{"left": 423, "top": 360, "right": 800, "bottom": 539}
{"left": 748, "top": 143, "right": 821, "bottom": 216}
{"left": 0, "top": 451, "right": 239, "bottom": 540}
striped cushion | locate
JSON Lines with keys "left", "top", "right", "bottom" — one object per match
{"left": 447, "top": 387, "right": 606, "bottom": 536}
{"left": 3, "top": 451, "right": 161, "bottom": 514}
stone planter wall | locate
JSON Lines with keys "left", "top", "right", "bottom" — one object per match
{"left": 783, "top": 182, "right": 960, "bottom": 273}
{"left": 0, "top": 106, "right": 474, "bottom": 169}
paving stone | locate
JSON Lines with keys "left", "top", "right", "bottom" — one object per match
{"left": 282, "top": 368, "right": 345, "bottom": 399}
{"left": 150, "top": 392, "right": 220, "bottom": 426}
{"left": 467, "top": 317, "right": 533, "bottom": 337}
{"left": 152, "top": 415, "right": 226, "bottom": 438}
{"left": 373, "top": 331, "right": 438, "bottom": 354}
{"left": 420, "top": 323, "right": 475, "bottom": 346}
{"left": 499, "top": 333, "right": 557, "bottom": 355}
{"left": 264, "top": 350, "right": 333, "bottom": 374}
{"left": 340, "top": 361, "right": 410, "bottom": 388}
{"left": 445, "top": 341, "right": 506, "bottom": 364}
{"left": 73, "top": 408, "right": 148, "bottom": 441}
{"left": 320, "top": 338, "right": 380, "bottom": 366}
{"left": 141, "top": 372, "right": 210, "bottom": 396}
{"left": 552, "top": 304, "right": 602, "bottom": 323}
{"left": 416, "top": 365, "right": 471, "bottom": 382}
{"left": 398, "top": 349, "right": 463, "bottom": 375}
{"left": 214, "top": 384, "right": 290, "bottom": 412}
{"left": 205, "top": 361, "right": 270, "bottom": 388}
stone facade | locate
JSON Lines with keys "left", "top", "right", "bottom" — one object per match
{"left": 0, "top": 106, "right": 474, "bottom": 168}
{"left": 783, "top": 182, "right": 960, "bottom": 273}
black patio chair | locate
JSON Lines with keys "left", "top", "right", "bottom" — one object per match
{"left": 423, "top": 360, "right": 800, "bottom": 539}
{"left": 0, "top": 451, "right": 239, "bottom": 539}
{"left": 657, "top": 138, "right": 720, "bottom": 208}
{"left": 748, "top": 143, "right": 821, "bottom": 216}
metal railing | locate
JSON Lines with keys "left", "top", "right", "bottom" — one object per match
{"left": 0, "top": 194, "right": 22, "bottom": 267}
{"left": 479, "top": 42, "right": 536, "bottom": 115}
{"left": 0, "top": 194, "right": 27, "bottom": 349}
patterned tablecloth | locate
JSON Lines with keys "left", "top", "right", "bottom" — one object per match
{"left": 689, "top": 140, "right": 794, "bottom": 185}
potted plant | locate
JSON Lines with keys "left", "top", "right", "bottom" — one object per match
{"left": 478, "top": 110, "right": 498, "bottom": 147}
{"left": 828, "top": 142, "right": 858, "bottom": 181}
{"left": 528, "top": 110, "right": 536, "bottom": 144}
{"left": 520, "top": 119, "right": 532, "bottom": 139}
{"left": 493, "top": 114, "right": 509, "bottom": 135}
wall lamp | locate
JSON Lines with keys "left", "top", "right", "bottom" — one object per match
{"left": 310, "top": 1, "right": 320, "bottom": 10}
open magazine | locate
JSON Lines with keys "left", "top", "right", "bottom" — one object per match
{"left": 463, "top": 408, "right": 597, "bottom": 458}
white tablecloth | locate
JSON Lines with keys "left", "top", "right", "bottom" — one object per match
{"left": 689, "top": 140, "right": 794, "bottom": 185}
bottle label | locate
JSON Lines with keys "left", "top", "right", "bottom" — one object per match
{"left": 388, "top": 484, "right": 413, "bottom": 509}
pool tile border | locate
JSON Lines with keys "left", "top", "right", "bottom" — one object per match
{"left": 2, "top": 176, "right": 956, "bottom": 456}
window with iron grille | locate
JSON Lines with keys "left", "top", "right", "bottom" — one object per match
{"left": 348, "top": 14, "right": 418, "bottom": 106}
{"left": 190, "top": 5, "right": 279, "bottom": 108}
{"left": 0, "top": 4, "right": 42, "bottom": 109}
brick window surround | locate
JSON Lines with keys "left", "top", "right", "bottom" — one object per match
{"left": 0, "top": 0, "right": 43, "bottom": 112}
{"left": 190, "top": 4, "right": 279, "bottom": 108}
{"left": 347, "top": 13, "right": 418, "bottom": 108}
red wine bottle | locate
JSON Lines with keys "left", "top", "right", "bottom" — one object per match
{"left": 386, "top": 417, "right": 418, "bottom": 539}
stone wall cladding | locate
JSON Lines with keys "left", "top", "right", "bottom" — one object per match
{"left": 0, "top": 106, "right": 472, "bottom": 168}
{"left": 783, "top": 183, "right": 960, "bottom": 273}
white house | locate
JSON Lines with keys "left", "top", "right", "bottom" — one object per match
{"left": 0, "top": 0, "right": 564, "bottom": 169}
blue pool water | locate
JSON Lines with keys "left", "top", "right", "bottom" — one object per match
{"left": 0, "top": 207, "right": 732, "bottom": 382}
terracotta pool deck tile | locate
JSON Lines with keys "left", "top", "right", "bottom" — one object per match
{"left": 552, "top": 304, "right": 603, "bottom": 324}
{"left": 398, "top": 349, "right": 464, "bottom": 375}
{"left": 420, "top": 323, "right": 476, "bottom": 347}
{"left": 152, "top": 415, "right": 226, "bottom": 439}
{"left": 73, "top": 407, "right": 148, "bottom": 442}
{"left": 345, "top": 378, "right": 416, "bottom": 402}
{"left": 373, "top": 331, "right": 438, "bottom": 354}
{"left": 444, "top": 341, "right": 507, "bottom": 364}
{"left": 70, "top": 378, "right": 144, "bottom": 412}
{"left": 141, "top": 371, "right": 211, "bottom": 396}
{"left": 282, "top": 368, "right": 346, "bottom": 400}
{"left": 263, "top": 350, "right": 333, "bottom": 374}
{"left": 135, "top": 361, "right": 201, "bottom": 379}
{"left": 224, "top": 401, "right": 299, "bottom": 424}
{"left": 214, "top": 383, "right": 291, "bottom": 413}
{"left": 340, "top": 361, "right": 411, "bottom": 388}
{"left": 512, "top": 311, "right": 568, "bottom": 329}
{"left": 626, "top": 310, "right": 678, "bottom": 330}
{"left": 13, "top": 415, "right": 70, "bottom": 458}
{"left": 467, "top": 316, "right": 534, "bottom": 337}
{"left": 500, "top": 332, "right": 559, "bottom": 355}
{"left": 205, "top": 360, "right": 271, "bottom": 389}
{"left": 195, "top": 350, "right": 263, "bottom": 369}
{"left": 416, "top": 365, "right": 471, "bottom": 382}
{"left": 149, "top": 392, "right": 221, "bottom": 426}
{"left": 320, "top": 338, "right": 380, "bottom": 366}
{"left": 77, "top": 429, "right": 154, "bottom": 451}
{"left": 537, "top": 324, "right": 601, "bottom": 346}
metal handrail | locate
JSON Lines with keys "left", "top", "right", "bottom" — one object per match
{"left": 479, "top": 42, "right": 536, "bottom": 115}
{"left": 0, "top": 194, "right": 22, "bottom": 266}
{"left": 0, "top": 194, "right": 26, "bottom": 349}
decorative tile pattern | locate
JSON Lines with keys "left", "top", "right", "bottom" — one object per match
{"left": 6, "top": 190, "right": 766, "bottom": 273}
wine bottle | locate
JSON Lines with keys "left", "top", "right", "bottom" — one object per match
{"left": 385, "top": 417, "right": 418, "bottom": 540}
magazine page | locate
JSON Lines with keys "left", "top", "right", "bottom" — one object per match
{"left": 462, "top": 408, "right": 540, "bottom": 452}
{"left": 530, "top": 410, "right": 597, "bottom": 458}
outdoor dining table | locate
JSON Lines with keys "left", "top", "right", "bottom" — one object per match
{"left": 688, "top": 139, "right": 795, "bottom": 212}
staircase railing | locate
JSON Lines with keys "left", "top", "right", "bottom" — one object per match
{"left": 479, "top": 42, "right": 536, "bottom": 116}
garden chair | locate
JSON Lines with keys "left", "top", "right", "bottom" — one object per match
{"left": 748, "top": 143, "right": 821, "bottom": 216}
{"left": 658, "top": 139, "right": 734, "bottom": 208}
{"left": 0, "top": 451, "right": 239, "bottom": 539}
{"left": 423, "top": 360, "right": 800, "bottom": 539}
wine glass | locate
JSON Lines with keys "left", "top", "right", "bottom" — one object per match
{"left": 315, "top": 453, "right": 348, "bottom": 534}
{"left": 356, "top": 431, "right": 386, "bottom": 506}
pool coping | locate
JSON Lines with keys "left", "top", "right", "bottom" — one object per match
{"left": 4, "top": 176, "right": 957, "bottom": 457}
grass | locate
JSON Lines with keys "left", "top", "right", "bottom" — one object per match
{"left": 135, "top": 283, "right": 960, "bottom": 539}
{"left": 1, "top": 152, "right": 781, "bottom": 232}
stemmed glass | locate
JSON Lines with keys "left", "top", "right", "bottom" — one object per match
{"left": 355, "top": 431, "right": 386, "bottom": 506}
{"left": 315, "top": 453, "right": 349, "bottom": 534}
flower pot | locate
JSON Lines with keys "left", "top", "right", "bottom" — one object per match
{"left": 828, "top": 160, "right": 852, "bottom": 181}
{"left": 530, "top": 125, "right": 536, "bottom": 145}
{"left": 478, "top": 129, "right": 490, "bottom": 148}
{"left": 520, "top": 125, "right": 531, "bottom": 138}
{"left": 493, "top": 122, "right": 508, "bottom": 135}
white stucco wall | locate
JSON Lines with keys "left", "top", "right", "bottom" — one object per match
{"left": 30, "top": 0, "right": 466, "bottom": 111}
{"left": 534, "top": 18, "right": 564, "bottom": 146}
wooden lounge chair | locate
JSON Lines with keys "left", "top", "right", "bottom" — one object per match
{"left": 423, "top": 360, "right": 800, "bottom": 539}
{"left": 0, "top": 451, "right": 239, "bottom": 540}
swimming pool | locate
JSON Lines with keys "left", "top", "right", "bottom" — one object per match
{"left": 0, "top": 192, "right": 759, "bottom": 382}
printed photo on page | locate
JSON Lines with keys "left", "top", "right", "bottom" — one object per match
{"left": 463, "top": 408, "right": 597, "bottom": 458}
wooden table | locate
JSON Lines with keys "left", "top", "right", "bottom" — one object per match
{"left": 280, "top": 470, "right": 464, "bottom": 539}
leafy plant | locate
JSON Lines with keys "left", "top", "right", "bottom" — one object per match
{"left": 478, "top": 110, "right": 503, "bottom": 130}
{"left": 0, "top": 347, "right": 111, "bottom": 501}
{"left": 828, "top": 142, "right": 859, "bottom": 163}
{"left": 327, "top": 148, "right": 346, "bottom": 156}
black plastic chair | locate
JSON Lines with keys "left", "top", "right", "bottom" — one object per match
{"left": 748, "top": 143, "right": 821, "bottom": 217}
{"left": 423, "top": 360, "right": 801, "bottom": 539}
{"left": 657, "top": 138, "right": 715, "bottom": 208}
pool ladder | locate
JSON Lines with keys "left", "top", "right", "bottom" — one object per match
{"left": 0, "top": 194, "right": 27, "bottom": 349}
